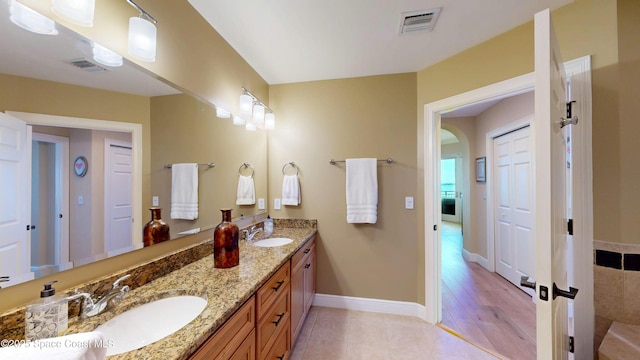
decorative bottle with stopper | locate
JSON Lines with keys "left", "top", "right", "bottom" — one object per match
{"left": 213, "top": 209, "right": 239, "bottom": 268}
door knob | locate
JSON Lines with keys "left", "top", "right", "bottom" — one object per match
{"left": 553, "top": 283, "right": 578, "bottom": 299}
{"left": 520, "top": 276, "right": 536, "bottom": 289}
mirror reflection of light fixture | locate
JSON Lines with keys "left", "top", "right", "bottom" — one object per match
{"left": 252, "top": 103, "right": 265, "bottom": 124}
{"left": 126, "top": 0, "right": 157, "bottom": 62}
{"left": 51, "top": 0, "right": 95, "bottom": 27}
{"left": 216, "top": 107, "right": 231, "bottom": 119}
{"left": 92, "top": 42, "right": 123, "bottom": 67}
{"left": 265, "top": 112, "right": 275, "bottom": 130}
{"left": 245, "top": 122, "right": 257, "bottom": 131}
{"left": 233, "top": 116, "right": 246, "bottom": 126}
{"left": 239, "top": 94, "right": 253, "bottom": 117}
{"left": 9, "top": 0, "right": 58, "bottom": 35}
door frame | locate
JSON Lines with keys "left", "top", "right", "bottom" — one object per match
{"left": 31, "top": 132, "right": 72, "bottom": 275}
{"left": 423, "top": 57, "right": 593, "bottom": 358}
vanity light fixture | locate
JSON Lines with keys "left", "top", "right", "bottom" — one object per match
{"left": 240, "top": 87, "right": 275, "bottom": 130}
{"left": 252, "top": 103, "right": 265, "bottom": 125}
{"left": 239, "top": 93, "right": 253, "bottom": 118}
{"left": 92, "top": 42, "right": 123, "bottom": 67}
{"left": 126, "top": 0, "right": 157, "bottom": 62}
{"left": 245, "top": 122, "right": 257, "bottom": 131}
{"left": 51, "top": 0, "right": 95, "bottom": 27}
{"left": 9, "top": 0, "right": 58, "bottom": 35}
{"left": 216, "top": 107, "right": 231, "bottom": 119}
{"left": 265, "top": 112, "right": 275, "bottom": 130}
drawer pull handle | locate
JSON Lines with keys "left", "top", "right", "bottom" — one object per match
{"left": 304, "top": 248, "right": 311, "bottom": 254}
{"left": 277, "top": 355, "right": 285, "bottom": 360}
{"left": 272, "top": 280, "right": 285, "bottom": 292}
{"left": 305, "top": 264, "right": 311, "bottom": 269}
{"left": 272, "top": 312, "right": 285, "bottom": 327}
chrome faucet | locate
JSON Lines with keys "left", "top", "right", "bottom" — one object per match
{"left": 71, "top": 274, "right": 131, "bottom": 318}
{"left": 242, "top": 226, "right": 263, "bottom": 241}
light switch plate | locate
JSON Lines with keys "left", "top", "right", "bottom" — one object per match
{"left": 152, "top": 196, "right": 159, "bottom": 206}
{"left": 258, "top": 198, "right": 265, "bottom": 210}
{"left": 405, "top": 196, "right": 414, "bottom": 209}
{"left": 274, "top": 198, "right": 281, "bottom": 210}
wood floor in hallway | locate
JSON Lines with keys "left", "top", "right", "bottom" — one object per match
{"left": 440, "top": 221, "right": 536, "bottom": 360}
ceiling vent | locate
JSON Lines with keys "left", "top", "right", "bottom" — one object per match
{"left": 399, "top": 8, "right": 442, "bottom": 35}
{"left": 64, "top": 58, "right": 108, "bottom": 73}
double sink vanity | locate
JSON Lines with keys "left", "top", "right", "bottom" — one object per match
{"left": 0, "top": 220, "right": 317, "bottom": 360}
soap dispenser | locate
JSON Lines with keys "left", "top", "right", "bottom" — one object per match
{"left": 264, "top": 215, "right": 274, "bottom": 235}
{"left": 25, "top": 281, "right": 69, "bottom": 340}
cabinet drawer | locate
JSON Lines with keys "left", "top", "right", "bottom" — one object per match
{"left": 257, "top": 262, "right": 290, "bottom": 318}
{"left": 257, "top": 285, "right": 290, "bottom": 359}
{"left": 262, "top": 320, "right": 290, "bottom": 360}
{"left": 189, "top": 296, "right": 255, "bottom": 360}
{"left": 291, "top": 236, "right": 315, "bottom": 270}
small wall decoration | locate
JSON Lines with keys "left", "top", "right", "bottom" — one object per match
{"left": 74, "top": 156, "right": 88, "bottom": 177}
{"left": 476, "top": 157, "right": 486, "bottom": 183}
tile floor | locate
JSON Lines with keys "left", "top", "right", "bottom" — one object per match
{"left": 290, "top": 306, "right": 501, "bottom": 359}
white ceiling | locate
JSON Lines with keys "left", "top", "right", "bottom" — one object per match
{"left": 188, "top": 0, "right": 573, "bottom": 85}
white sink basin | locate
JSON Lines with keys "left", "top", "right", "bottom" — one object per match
{"left": 252, "top": 237, "right": 293, "bottom": 247}
{"left": 95, "top": 295, "right": 207, "bottom": 356}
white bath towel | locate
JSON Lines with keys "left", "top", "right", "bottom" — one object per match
{"left": 170, "top": 163, "right": 199, "bottom": 220}
{"left": 236, "top": 175, "right": 256, "bottom": 205}
{"left": 346, "top": 158, "right": 378, "bottom": 224}
{"left": 282, "top": 175, "right": 301, "bottom": 206}
{"left": 0, "top": 331, "right": 107, "bottom": 359}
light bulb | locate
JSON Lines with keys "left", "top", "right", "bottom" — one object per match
{"left": 92, "top": 43, "right": 123, "bottom": 67}
{"left": 10, "top": 0, "right": 58, "bottom": 35}
{"left": 233, "top": 116, "right": 246, "bottom": 126}
{"left": 265, "top": 112, "right": 275, "bottom": 130}
{"left": 252, "top": 104, "right": 265, "bottom": 124}
{"left": 245, "top": 122, "right": 257, "bottom": 131}
{"left": 216, "top": 107, "right": 231, "bottom": 119}
{"left": 239, "top": 94, "right": 253, "bottom": 117}
{"left": 51, "top": 0, "right": 95, "bottom": 27}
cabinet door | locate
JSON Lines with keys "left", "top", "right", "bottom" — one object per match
{"left": 229, "top": 329, "right": 256, "bottom": 360}
{"left": 290, "top": 255, "right": 306, "bottom": 343}
{"left": 303, "top": 243, "right": 316, "bottom": 313}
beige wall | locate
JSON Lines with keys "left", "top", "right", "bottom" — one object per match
{"left": 269, "top": 74, "right": 418, "bottom": 302}
{"left": 149, "top": 94, "right": 267, "bottom": 237}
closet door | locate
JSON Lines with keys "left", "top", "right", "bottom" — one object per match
{"left": 493, "top": 126, "right": 534, "bottom": 296}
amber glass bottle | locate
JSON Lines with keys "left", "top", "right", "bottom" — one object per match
{"left": 213, "top": 209, "right": 239, "bottom": 268}
{"left": 143, "top": 207, "right": 170, "bottom": 247}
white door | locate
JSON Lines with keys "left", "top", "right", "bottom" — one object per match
{"left": 0, "top": 112, "right": 34, "bottom": 286}
{"left": 104, "top": 140, "right": 133, "bottom": 257}
{"left": 494, "top": 126, "right": 534, "bottom": 296}
{"left": 534, "top": 9, "right": 574, "bottom": 359}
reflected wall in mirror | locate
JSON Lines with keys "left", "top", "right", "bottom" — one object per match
{"left": 0, "top": 5, "right": 267, "bottom": 288}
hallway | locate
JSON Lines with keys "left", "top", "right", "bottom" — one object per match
{"left": 440, "top": 221, "right": 536, "bottom": 359}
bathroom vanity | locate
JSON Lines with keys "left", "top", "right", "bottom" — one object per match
{"left": 0, "top": 221, "right": 317, "bottom": 360}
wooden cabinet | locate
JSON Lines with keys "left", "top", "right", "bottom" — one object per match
{"left": 189, "top": 296, "right": 255, "bottom": 360}
{"left": 257, "top": 262, "right": 291, "bottom": 360}
{"left": 290, "top": 236, "right": 316, "bottom": 344}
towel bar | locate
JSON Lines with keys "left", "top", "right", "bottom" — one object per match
{"left": 282, "top": 161, "right": 299, "bottom": 175}
{"left": 163, "top": 163, "right": 214, "bottom": 168}
{"left": 239, "top": 162, "right": 254, "bottom": 177}
{"left": 329, "top": 158, "right": 393, "bottom": 165}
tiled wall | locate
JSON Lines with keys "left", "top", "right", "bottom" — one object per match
{"left": 593, "top": 240, "right": 640, "bottom": 323}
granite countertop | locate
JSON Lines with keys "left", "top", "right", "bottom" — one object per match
{"left": 64, "top": 226, "right": 316, "bottom": 360}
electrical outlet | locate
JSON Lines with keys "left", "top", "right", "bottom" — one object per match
{"left": 405, "top": 196, "right": 414, "bottom": 209}
{"left": 152, "top": 196, "right": 159, "bottom": 206}
{"left": 258, "top": 198, "right": 265, "bottom": 210}
{"left": 274, "top": 198, "right": 281, "bottom": 210}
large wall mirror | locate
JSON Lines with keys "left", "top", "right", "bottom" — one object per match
{"left": 0, "top": 4, "right": 267, "bottom": 289}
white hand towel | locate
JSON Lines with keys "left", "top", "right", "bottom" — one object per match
{"left": 0, "top": 331, "right": 107, "bottom": 359}
{"left": 282, "top": 175, "right": 301, "bottom": 206}
{"left": 171, "top": 163, "right": 199, "bottom": 220}
{"left": 236, "top": 175, "right": 256, "bottom": 205}
{"left": 346, "top": 158, "right": 378, "bottom": 224}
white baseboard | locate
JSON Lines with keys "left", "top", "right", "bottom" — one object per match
{"left": 313, "top": 294, "right": 428, "bottom": 321}
{"left": 461, "top": 248, "right": 490, "bottom": 270}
